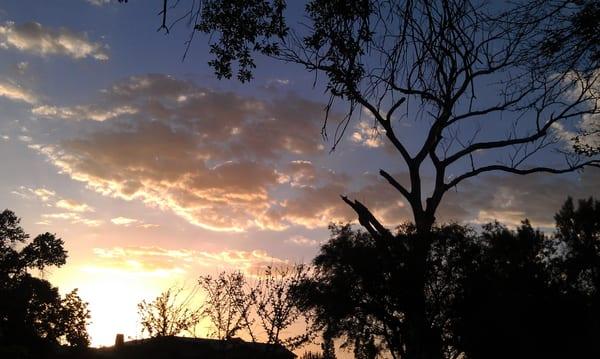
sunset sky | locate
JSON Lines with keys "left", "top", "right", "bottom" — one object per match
{"left": 1, "top": 0, "right": 598, "bottom": 347}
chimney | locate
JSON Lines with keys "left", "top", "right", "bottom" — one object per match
{"left": 115, "top": 333, "right": 125, "bottom": 347}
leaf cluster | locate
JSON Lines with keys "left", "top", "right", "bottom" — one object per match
{"left": 291, "top": 198, "right": 600, "bottom": 358}
{"left": 0, "top": 209, "right": 91, "bottom": 354}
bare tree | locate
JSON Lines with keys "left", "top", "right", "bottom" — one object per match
{"left": 252, "top": 264, "right": 313, "bottom": 349}
{"left": 131, "top": 1, "right": 600, "bottom": 358}
{"left": 199, "top": 271, "right": 256, "bottom": 341}
{"left": 143, "top": 0, "right": 600, "bottom": 233}
{"left": 137, "top": 285, "right": 203, "bottom": 338}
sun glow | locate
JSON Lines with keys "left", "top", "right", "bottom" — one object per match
{"left": 51, "top": 263, "right": 189, "bottom": 347}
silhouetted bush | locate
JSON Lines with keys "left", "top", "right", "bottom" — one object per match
{"left": 291, "top": 197, "right": 600, "bottom": 358}
{"left": 0, "top": 209, "right": 91, "bottom": 358}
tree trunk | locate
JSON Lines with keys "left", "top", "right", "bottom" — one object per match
{"left": 404, "top": 213, "right": 442, "bottom": 359}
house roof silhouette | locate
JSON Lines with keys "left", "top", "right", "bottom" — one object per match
{"left": 89, "top": 336, "right": 297, "bottom": 359}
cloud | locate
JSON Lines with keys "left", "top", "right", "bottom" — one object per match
{"left": 28, "top": 73, "right": 599, "bottom": 233}
{"left": 110, "top": 217, "right": 139, "bottom": 226}
{"left": 11, "top": 186, "right": 101, "bottom": 226}
{"left": 10, "top": 187, "right": 56, "bottom": 201}
{"left": 86, "top": 0, "right": 112, "bottom": 5}
{"left": 56, "top": 199, "right": 94, "bottom": 212}
{"left": 110, "top": 216, "right": 157, "bottom": 228}
{"left": 273, "top": 168, "right": 600, "bottom": 231}
{"left": 0, "top": 21, "right": 109, "bottom": 60}
{"left": 276, "top": 160, "right": 318, "bottom": 187}
{"left": 32, "top": 74, "right": 332, "bottom": 231}
{"left": 34, "top": 188, "right": 56, "bottom": 201}
{"left": 42, "top": 212, "right": 102, "bottom": 227}
{"left": 32, "top": 105, "right": 137, "bottom": 121}
{"left": 438, "top": 169, "right": 600, "bottom": 228}
{"left": 268, "top": 182, "right": 355, "bottom": 229}
{"left": 90, "top": 246, "right": 288, "bottom": 276}
{"left": 351, "top": 118, "right": 384, "bottom": 148}
{"left": 552, "top": 70, "right": 600, "bottom": 152}
{"left": 285, "top": 235, "right": 319, "bottom": 247}
{"left": 16, "top": 61, "right": 28, "bottom": 75}
{"left": 0, "top": 80, "right": 37, "bottom": 104}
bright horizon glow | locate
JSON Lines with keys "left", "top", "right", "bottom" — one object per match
{"left": 50, "top": 262, "right": 200, "bottom": 347}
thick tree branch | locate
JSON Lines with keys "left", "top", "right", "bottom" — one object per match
{"left": 442, "top": 106, "right": 594, "bottom": 166}
{"left": 379, "top": 169, "right": 412, "bottom": 201}
{"left": 341, "top": 195, "right": 392, "bottom": 241}
{"left": 445, "top": 160, "right": 600, "bottom": 190}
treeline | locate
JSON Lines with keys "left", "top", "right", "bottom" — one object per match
{"left": 2, "top": 196, "right": 599, "bottom": 358}
{"left": 137, "top": 265, "right": 312, "bottom": 349}
{"left": 0, "top": 210, "right": 91, "bottom": 359}
{"left": 139, "top": 197, "right": 600, "bottom": 359}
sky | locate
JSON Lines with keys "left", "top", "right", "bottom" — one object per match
{"left": 0, "top": 0, "right": 599, "bottom": 348}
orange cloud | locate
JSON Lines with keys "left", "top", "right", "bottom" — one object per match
{"left": 56, "top": 199, "right": 94, "bottom": 212}
{"left": 90, "top": 246, "right": 288, "bottom": 277}
{"left": 31, "top": 74, "right": 337, "bottom": 231}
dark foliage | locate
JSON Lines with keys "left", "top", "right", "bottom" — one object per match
{"left": 195, "top": 0, "right": 287, "bottom": 82}
{"left": 137, "top": 286, "right": 202, "bottom": 338}
{"left": 540, "top": 0, "right": 600, "bottom": 73}
{"left": 196, "top": 267, "right": 312, "bottom": 350}
{"left": 453, "top": 219, "right": 597, "bottom": 359}
{"left": 0, "top": 209, "right": 91, "bottom": 358}
{"left": 292, "top": 198, "right": 600, "bottom": 358}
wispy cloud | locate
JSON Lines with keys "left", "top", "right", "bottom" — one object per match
{"left": 42, "top": 212, "right": 102, "bottom": 227}
{"left": 90, "top": 246, "right": 288, "bottom": 276}
{"left": 33, "top": 188, "right": 56, "bottom": 201}
{"left": 85, "top": 0, "right": 112, "bottom": 6}
{"left": 11, "top": 186, "right": 101, "bottom": 227}
{"left": 56, "top": 199, "right": 94, "bottom": 212}
{"left": 0, "top": 21, "right": 108, "bottom": 60}
{"left": 32, "top": 105, "right": 137, "bottom": 121}
{"left": 0, "top": 80, "right": 37, "bottom": 104}
{"left": 285, "top": 235, "right": 319, "bottom": 247}
{"left": 110, "top": 217, "right": 138, "bottom": 226}
{"left": 110, "top": 216, "right": 158, "bottom": 228}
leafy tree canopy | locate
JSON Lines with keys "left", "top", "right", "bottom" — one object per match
{"left": 291, "top": 198, "right": 600, "bottom": 359}
{"left": 0, "top": 209, "right": 91, "bottom": 357}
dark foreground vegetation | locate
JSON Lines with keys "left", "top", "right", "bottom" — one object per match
{"left": 0, "top": 209, "right": 91, "bottom": 359}
{"left": 3, "top": 197, "right": 600, "bottom": 358}
{"left": 122, "top": 197, "right": 600, "bottom": 358}
{"left": 2, "top": 195, "right": 600, "bottom": 359}
{"left": 292, "top": 197, "right": 600, "bottom": 358}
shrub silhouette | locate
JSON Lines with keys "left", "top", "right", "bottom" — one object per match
{"left": 292, "top": 198, "right": 600, "bottom": 358}
{"left": 0, "top": 209, "right": 91, "bottom": 357}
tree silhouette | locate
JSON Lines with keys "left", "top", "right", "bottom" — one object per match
{"left": 452, "top": 210, "right": 600, "bottom": 359}
{"left": 199, "top": 271, "right": 256, "bottom": 341}
{"left": 252, "top": 265, "right": 312, "bottom": 350}
{"left": 137, "top": 285, "right": 203, "bottom": 338}
{"left": 0, "top": 209, "right": 91, "bottom": 357}
{"left": 291, "top": 223, "right": 476, "bottom": 358}
{"left": 127, "top": 1, "right": 600, "bottom": 357}
{"left": 540, "top": 1, "right": 600, "bottom": 74}
{"left": 552, "top": 196, "right": 600, "bottom": 290}
{"left": 292, "top": 198, "right": 600, "bottom": 358}
{"left": 453, "top": 221, "right": 556, "bottom": 359}
{"left": 60, "top": 289, "right": 92, "bottom": 348}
